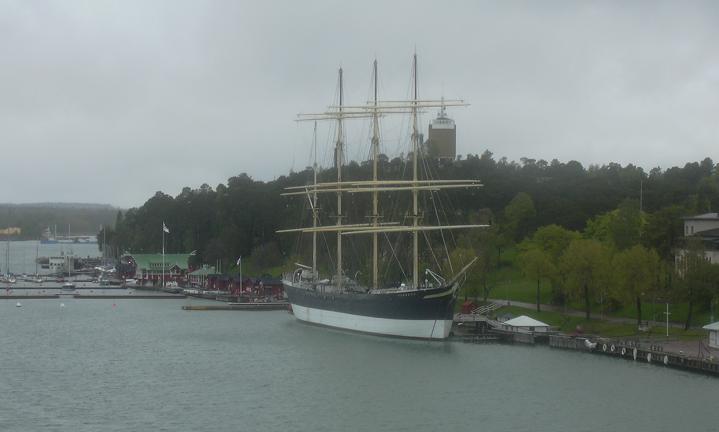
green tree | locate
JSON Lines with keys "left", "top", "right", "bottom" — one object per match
{"left": 608, "top": 199, "right": 642, "bottom": 250}
{"left": 560, "top": 239, "right": 611, "bottom": 319}
{"left": 518, "top": 247, "right": 555, "bottom": 312}
{"left": 584, "top": 212, "right": 613, "bottom": 243}
{"left": 529, "top": 224, "right": 581, "bottom": 262}
{"left": 611, "top": 245, "right": 660, "bottom": 326}
{"left": 677, "top": 237, "right": 715, "bottom": 329}
{"left": 642, "top": 205, "right": 685, "bottom": 260}
{"left": 524, "top": 224, "right": 580, "bottom": 304}
{"left": 455, "top": 224, "right": 499, "bottom": 301}
{"left": 502, "top": 192, "right": 536, "bottom": 243}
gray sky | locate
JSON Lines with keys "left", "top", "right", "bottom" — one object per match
{"left": 1, "top": 1, "right": 717, "bottom": 208}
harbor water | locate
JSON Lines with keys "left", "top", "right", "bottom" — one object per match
{"left": 0, "top": 298, "right": 716, "bottom": 432}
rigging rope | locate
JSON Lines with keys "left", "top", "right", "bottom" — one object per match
{"left": 383, "top": 232, "right": 407, "bottom": 284}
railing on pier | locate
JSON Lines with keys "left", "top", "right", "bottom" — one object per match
{"left": 548, "top": 334, "right": 719, "bottom": 376}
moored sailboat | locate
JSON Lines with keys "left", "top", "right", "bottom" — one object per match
{"left": 279, "top": 55, "right": 486, "bottom": 339}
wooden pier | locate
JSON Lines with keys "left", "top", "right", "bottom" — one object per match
{"left": 549, "top": 335, "right": 719, "bottom": 377}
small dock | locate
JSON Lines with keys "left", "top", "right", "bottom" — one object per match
{"left": 182, "top": 302, "right": 288, "bottom": 311}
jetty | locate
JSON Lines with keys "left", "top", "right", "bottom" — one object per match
{"left": 453, "top": 303, "right": 719, "bottom": 377}
{"left": 549, "top": 334, "right": 719, "bottom": 376}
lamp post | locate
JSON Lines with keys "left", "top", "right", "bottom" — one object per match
{"left": 664, "top": 302, "right": 671, "bottom": 337}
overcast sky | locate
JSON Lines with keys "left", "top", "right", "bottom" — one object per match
{"left": 1, "top": 1, "right": 717, "bottom": 208}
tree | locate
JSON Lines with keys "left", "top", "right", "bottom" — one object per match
{"left": 677, "top": 237, "right": 715, "bottom": 329}
{"left": 518, "top": 247, "right": 555, "bottom": 312}
{"left": 608, "top": 199, "right": 642, "bottom": 250}
{"left": 455, "top": 224, "right": 499, "bottom": 301}
{"left": 611, "top": 245, "right": 660, "bottom": 326}
{"left": 502, "top": 192, "right": 536, "bottom": 243}
{"left": 642, "top": 205, "right": 685, "bottom": 260}
{"left": 529, "top": 224, "right": 581, "bottom": 263}
{"left": 560, "top": 239, "right": 611, "bottom": 320}
{"left": 524, "top": 224, "right": 580, "bottom": 304}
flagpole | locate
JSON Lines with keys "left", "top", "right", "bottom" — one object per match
{"left": 236, "top": 256, "right": 242, "bottom": 302}
{"left": 162, "top": 222, "right": 165, "bottom": 288}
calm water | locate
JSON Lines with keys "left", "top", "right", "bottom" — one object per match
{"left": 1, "top": 240, "right": 101, "bottom": 275}
{"left": 0, "top": 299, "right": 716, "bottom": 432}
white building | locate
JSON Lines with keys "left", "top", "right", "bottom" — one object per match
{"left": 678, "top": 213, "right": 719, "bottom": 264}
{"left": 500, "top": 315, "right": 552, "bottom": 333}
{"left": 703, "top": 322, "right": 719, "bottom": 349}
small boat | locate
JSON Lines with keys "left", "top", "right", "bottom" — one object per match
{"left": 15, "top": 302, "right": 22, "bottom": 307}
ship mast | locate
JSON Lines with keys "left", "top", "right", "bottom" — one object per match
{"left": 411, "top": 53, "right": 420, "bottom": 289}
{"left": 282, "top": 56, "right": 484, "bottom": 289}
{"left": 312, "top": 121, "right": 318, "bottom": 280}
{"left": 336, "top": 68, "right": 344, "bottom": 290}
{"left": 371, "top": 60, "right": 380, "bottom": 289}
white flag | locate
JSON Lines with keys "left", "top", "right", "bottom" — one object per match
{"left": 163, "top": 222, "right": 170, "bottom": 234}
{"left": 236, "top": 257, "right": 242, "bottom": 265}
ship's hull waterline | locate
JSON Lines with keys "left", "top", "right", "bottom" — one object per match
{"left": 283, "top": 282, "right": 458, "bottom": 339}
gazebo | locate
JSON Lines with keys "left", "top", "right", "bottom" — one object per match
{"left": 500, "top": 315, "right": 552, "bottom": 333}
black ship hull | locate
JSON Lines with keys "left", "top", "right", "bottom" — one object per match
{"left": 283, "top": 282, "right": 458, "bottom": 339}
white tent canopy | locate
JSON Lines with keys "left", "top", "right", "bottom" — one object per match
{"left": 503, "top": 315, "right": 550, "bottom": 328}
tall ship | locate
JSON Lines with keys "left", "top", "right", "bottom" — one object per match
{"left": 279, "top": 55, "right": 485, "bottom": 339}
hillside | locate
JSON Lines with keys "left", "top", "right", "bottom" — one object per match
{"left": 0, "top": 203, "right": 120, "bottom": 239}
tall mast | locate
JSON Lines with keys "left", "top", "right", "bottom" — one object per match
{"left": 371, "top": 60, "right": 380, "bottom": 289}
{"left": 411, "top": 53, "right": 419, "bottom": 289}
{"left": 312, "top": 121, "right": 318, "bottom": 280}
{"left": 336, "top": 68, "right": 344, "bottom": 290}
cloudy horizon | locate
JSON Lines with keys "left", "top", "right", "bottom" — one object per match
{"left": 1, "top": 1, "right": 717, "bottom": 208}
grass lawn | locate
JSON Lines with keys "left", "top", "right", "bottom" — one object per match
{"left": 459, "top": 246, "right": 716, "bottom": 329}
{"left": 492, "top": 305, "right": 706, "bottom": 340}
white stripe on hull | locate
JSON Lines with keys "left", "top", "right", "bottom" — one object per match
{"left": 290, "top": 304, "right": 453, "bottom": 339}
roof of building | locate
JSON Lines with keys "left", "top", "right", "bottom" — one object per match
{"left": 683, "top": 213, "right": 719, "bottom": 221}
{"left": 127, "top": 253, "right": 191, "bottom": 270}
{"left": 188, "top": 266, "right": 217, "bottom": 276}
{"left": 702, "top": 322, "right": 719, "bottom": 331}
{"left": 503, "top": 315, "right": 551, "bottom": 328}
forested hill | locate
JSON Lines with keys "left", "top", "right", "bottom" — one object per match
{"left": 0, "top": 203, "right": 119, "bottom": 239}
{"left": 100, "top": 152, "right": 719, "bottom": 270}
